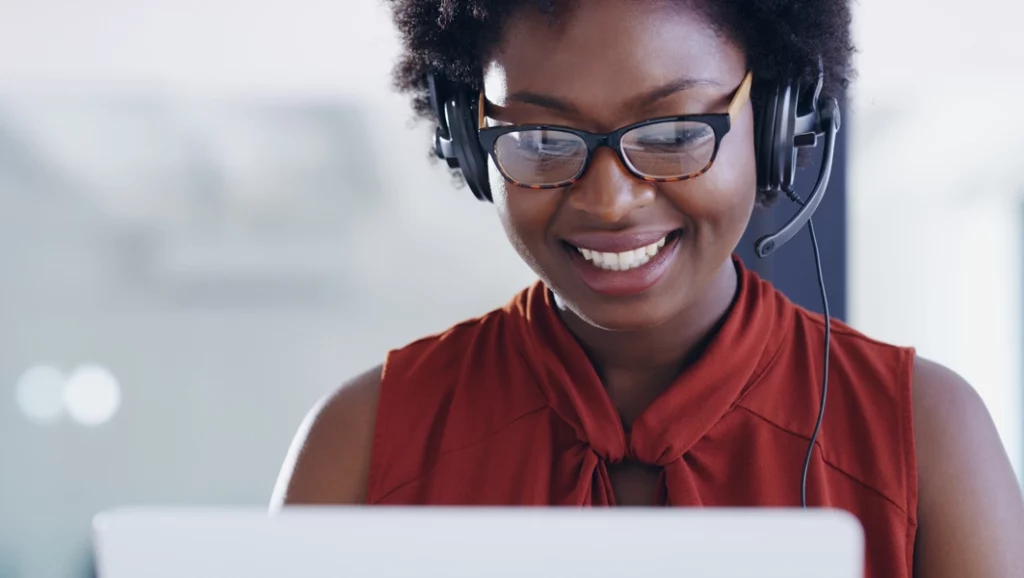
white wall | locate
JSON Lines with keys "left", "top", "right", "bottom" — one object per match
{"left": 850, "top": 4, "right": 1024, "bottom": 476}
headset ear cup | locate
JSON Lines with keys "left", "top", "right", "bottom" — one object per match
{"left": 769, "top": 83, "right": 793, "bottom": 193}
{"left": 756, "top": 85, "right": 779, "bottom": 194}
{"left": 447, "top": 90, "right": 492, "bottom": 202}
{"left": 759, "top": 82, "right": 803, "bottom": 197}
{"left": 780, "top": 82, "right": 801, "bottom": 192}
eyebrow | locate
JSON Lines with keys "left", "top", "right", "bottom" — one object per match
{"left": 505, "top": 77, "right": 720, "bottom": 114}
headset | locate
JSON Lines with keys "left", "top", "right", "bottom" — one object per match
{"left": 426, "top": 63, "right": 841, "bottom": 509}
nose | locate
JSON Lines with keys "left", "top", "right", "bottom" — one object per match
{"left": 566, "top": 147, "right": 655, "bottom": 223}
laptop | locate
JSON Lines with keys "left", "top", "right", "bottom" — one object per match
{"left": 93, "top": 507, "right": 863, "bottom": 578}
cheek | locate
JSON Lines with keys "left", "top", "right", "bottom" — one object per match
{"left": 663, "top": 117, "right": 757, "bottom": 244}
{"left": 491, "top": 160, "right": 524, "bottom": 252}
{"left": 490, "top": 159, "right": 560, "bottom": 270}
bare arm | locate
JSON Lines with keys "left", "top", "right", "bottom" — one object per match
{"left": 270, "top": 365, "right": 382, "bottom": 510}
{"left": 913, "top": 356, "right": 1024, "bottom": 577}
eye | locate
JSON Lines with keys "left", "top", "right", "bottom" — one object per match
{"left": 631, "top": 123, "right": 714, "bottom": 151}
{"left": 512, "top": 130, "right": 585, "bottom": 158}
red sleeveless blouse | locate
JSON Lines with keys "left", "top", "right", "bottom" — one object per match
{"left": 367, "top": 258, "right": 918, "bottom": 578}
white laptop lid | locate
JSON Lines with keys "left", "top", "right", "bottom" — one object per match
{"left": 93, "top": 507, "right": 864, "bottom": 578}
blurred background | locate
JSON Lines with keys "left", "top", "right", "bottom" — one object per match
{"left": 0, "top": 0, "right": 1021, "bottom": 576}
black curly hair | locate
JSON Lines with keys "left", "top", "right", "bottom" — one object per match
{"left": 385, "top": 0, "right": 854, "bottom": 203}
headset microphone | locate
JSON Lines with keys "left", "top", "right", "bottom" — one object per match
{"left": 755, "top": 98, "right": 841, "bottom": 258}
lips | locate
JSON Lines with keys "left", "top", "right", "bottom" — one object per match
{"left": 562, "top": 229, "right": 678, "bottom": 253}
{"left": 562, "top": 229, "right": 683, "bottom": 297}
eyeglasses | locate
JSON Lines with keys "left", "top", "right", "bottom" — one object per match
{"left": 477, "top": 71, "right": 752, "bottom": 189}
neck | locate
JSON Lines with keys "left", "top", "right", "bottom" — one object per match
{"left": 557, "top": 259, "right": 740, "bottom": 424}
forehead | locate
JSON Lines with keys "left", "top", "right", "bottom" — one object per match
{"left": 482, "top": 0, "right": 745, "bottom": 117}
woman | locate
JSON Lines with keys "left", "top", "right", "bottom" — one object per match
{"left": 272, "top": 0, "right": 1024, "bottom": 576}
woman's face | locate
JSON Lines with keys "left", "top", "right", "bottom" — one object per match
{"left": 483, "top": 0, "right": 756, "bottom": 331}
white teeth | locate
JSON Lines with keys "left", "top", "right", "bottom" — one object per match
{"left": 575, "top": 235, "right": 670, "bottom": 271}
{"left": 619, "top": 251, "right": 636, "bottom": 268}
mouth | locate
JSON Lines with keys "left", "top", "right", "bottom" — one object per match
{"left": 568, "top": 230, "right": 679, "bottom": 271}
{"left": 561, "top": 229, "right": 683, "bottom": 297}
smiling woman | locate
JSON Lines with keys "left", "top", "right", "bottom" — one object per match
{"left": 271, "top": 1, "right": 1024, "bottom": 577}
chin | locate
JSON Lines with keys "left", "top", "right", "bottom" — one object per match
{"left": 574, "top": 307, "right": 671, "bottom": 333}
{"left": 552, "top": 286, "right": 686, "bottom": 333}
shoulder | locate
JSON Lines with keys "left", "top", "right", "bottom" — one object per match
{"left": 368, "top": 291, "right": 552, "bottom": 500}
{"left": 377, "top": 291, "right": 537, "bottom": 408}
{"left": 270, "top": 287, "right": 538, "bottom": 508}
{"left": 270, "top": 364, "right": 382, "bottom": 508}
{"left": 384, "top": 309, "right": 510, "bottom": 373}
{"left": 910, "top": 356, "right": 1016, "bottom": 491}
{"left": 910, "top": 356, "right": 990, "bottom": 442}
{"left": 910, "top": 356, "right": 1024, "bottom": 576}
{"left": 780, "top": 308, "right": 917, "bottom": 428}
{"left": 752, "top": 310, "right": 919, "bottom": 506}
